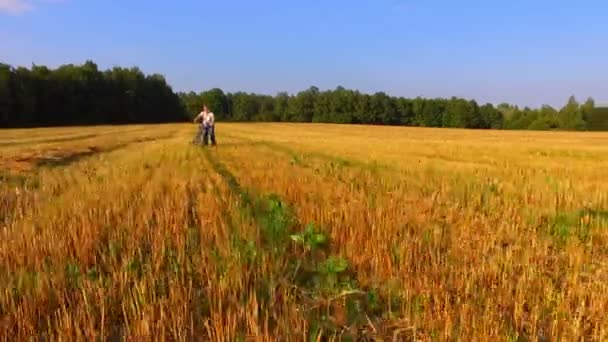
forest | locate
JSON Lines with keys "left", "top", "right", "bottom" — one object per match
{"left": 1, "top": 61, "right": 603, "bottom": 130}
{"left": 0, "top": 61, "right": 187, "bottom": 127}
{"left": 180, "top": 87, "right": 597, "bottom": 131}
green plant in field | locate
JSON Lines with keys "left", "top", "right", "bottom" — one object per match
{"left": 546, "top": 207, "right": 608, "bottom": 244}
{"left": 164, "top": 247, "right": 180, "bottom": 276}
{"left": 231, "top": 236, "right": 258, "bottom": 266}
{"left": 285, "top": 220, "right": 393, "bottom": 337}
{"left": 86, "top": 267, "right": 99, "bottom": 281}
{"left": 314, "top": 256, "right": 358, "bottom": 297}
{"left": 108, "top": 239, "right": 122, "bottom": 261}
{"left": 125, "top": 254, "right": 145, "bottom": 279}
{"left": 11, "top": 271, "right": 39, "bottom": 301}
{"left": 290, "top": 155, "right": 303, "bottom": 166}
{"left": 186, "top": 225, "right": 201, "bottom": 255}
{"left": 307, "top": 321, "right": 323, "bottom": 342}
{"left": 316, "top": 256, "right": 348, "bottom": 284}
{"left": 64, "top": 262, "right": 81, "bottom": 289}
{"left": 256, "top": 194, "right": 295, "bottom": 247}
{"left": 290, "top": 222, "right": 328, "bottom": 252}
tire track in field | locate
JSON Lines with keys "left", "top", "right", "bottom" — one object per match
{"left": 200, "top": 145, "right": 407, "bottom": 340}
{"left": 219, "top": 133, "right": 402, "bottom": 206}
{"left": 220, "top": 133, "right": 397, "bottom": 174}
{"left": 201, "top": 147, "right": 304, "bottom": 336}
{"left": 1, "top": 139, "right": 216, "bottom": 339}
{"left": 0, "top": 133, "right": 100, "bottom": 147}
{"left": 201, "top": 145, "right": 295, "bottom": 246}
{"left": 0, "top": 164, "right": 160, "bottom": 339}
{"left": 0, "top": 131, "right": 179, "bottom": 235}
{"left": 9, "top": 130, "right": 179, "bottom": 171}
{"left": 34, "top": 135, "right": 170, "bottom": 168}
{"left": 94, "top": 144, "right": 222, "bottom": 340}
{"left": 0, "top": 126, "right": 156, "bottom": 147}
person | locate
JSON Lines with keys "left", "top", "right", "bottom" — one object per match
{"left": 193, "top": 105, "right": 216, "bottom": 146}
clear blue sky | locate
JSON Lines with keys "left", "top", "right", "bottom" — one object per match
{"left": 1, "top": 0, "right": 607, "bottom": 108}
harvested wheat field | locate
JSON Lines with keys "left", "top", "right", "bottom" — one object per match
{"left": 2, "top": 123, "right": 608, "bottom": 341}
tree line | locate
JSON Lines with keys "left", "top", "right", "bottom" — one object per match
{"left": 181, "top": 86, "right": 602, "bottom": 131}
{"left": 1, "top": 60, "right": 605, "bottom": 130}
{"left": 0, "top": 61, "right": 187, "bottom": 127}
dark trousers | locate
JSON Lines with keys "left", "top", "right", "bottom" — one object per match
{"left": 202, "top": 125, "right": 216, "bottom": 146}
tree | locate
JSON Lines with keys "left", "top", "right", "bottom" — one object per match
{"left": 479, "top": 103, "right": 503, "bottom": 129}
{"left": 274, "top": 92, "right": 290, "bottom": 122}
{"left": 6, "top": 60, "right": 596, "bottom": 131}
{"left": 200, "top": 88, "right": 228, "bottom": 119}
{"left": 0, "top": 64, "right": 11, "bottom": 125}
{"left": 0, "top": 61, "right": 187, "bottom": 127}
{"left": 395, "top": 98, "right": 414, "bottom": 125}
{"left": 585, "top": 99, "right": 608, "bottom": 131}
{"left": 420, "top": 99, "right": 444, "bottom": 127}
{"left": 287, "top": 86, "right": 318, "bottom": 122}
{"left": 581, "top": 97, "right": 595, "bottom": 126}
{"left": 558, "top": 95, "right": 586, "bottom": 130}
{"left": 231, "top": 92, "right": 260, "bottom": 121}
{"left": 444, "top": 97, "right": 475, "bottom": 128}
{"left": 254, "top": 95, "right": 278, "bottom": 121}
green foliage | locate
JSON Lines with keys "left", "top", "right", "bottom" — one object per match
{"left": 2, "top": 58, "right": 598, "bottom": 131}
{"left": 64, "top": 262, "right": 81, "bottom": 289}
{"left": 317, "top": 256, "right": 348, "bottom": 274}
{"left": 108, "top": 240, "right": 122, "bottom": 261}
{"left": 545, "top": 208, "right": 608, "bottom": 243}
{"left": 200, "top": 88, "right": 229, "bottom": 118}
{"left": 315, "top": 256, "right": 349, "bottom": 290}
{"left": 187, "top": 152, "right": 400, "bottom": 339}
{"left": 229, "top": 91, "right": 263, "bottom": 121}
{"left": 257, "top": 194, "right": 295, "bottom": 247}
{"left": 86, "top": 267, "right": 100, "bottom": 281}
{"left": 287, "top": 222, "right": 396, "bottom": 339}
{"left": 12, "top": 271, "right": 39, "bottom": 300}
{"left": 182, "top": 84, "right": 598, "bottom": 131}
{"left": 164, "top": 247, "right": 180, "bottom": 276}
{"left": 290, "top": 222, "right": 328, "bottom": 251}
{"left": 1, "top": 60, "right": 187, "bottom": 127}
{"left": 184, "top": 85, "right": 514, "bottom": 128}
{"left": 586, "top": 105, "right": 608, "bottom": 131}
{"left": 502, "top": 96, "right": 597, "bottom": 131}
{"left": 232, "top": 237, "right": 258, "bottom": 266}
{"left": 528, "top": 116, "right": 559, "bottom": 130}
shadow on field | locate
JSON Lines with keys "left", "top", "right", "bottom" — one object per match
{"left": 0, "top": 133, "right": 100, "bottom": 147}
{"left": 6, "top": 135, "right": 173, "bottom": 171}
{"left": 32, "top": 147, "right": 102, "bottom": 167}
{"left": 0, "top": 126, "right": 156, "bottom": 148}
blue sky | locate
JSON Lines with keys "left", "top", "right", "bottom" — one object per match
{"left": 1, "top": 0, "right": 607, "bottom": 108}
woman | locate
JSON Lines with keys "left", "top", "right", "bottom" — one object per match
{"left": 193, "top": 105, "right": 216, "bottom": 146}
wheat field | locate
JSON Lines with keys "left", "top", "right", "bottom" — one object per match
{"left": 1, "top": 123, "right": 608, "bottom": 341}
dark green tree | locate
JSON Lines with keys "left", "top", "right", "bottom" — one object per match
{"left": 0, "top": 61, "right": 187, "bottom": 127}
{"left": 200, "top": 88, "right": 229, "bottom": 119}
{"left": 287, "top": 86, "right": 318, "bottom": 122}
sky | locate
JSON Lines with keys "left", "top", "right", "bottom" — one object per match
{"left": 1, "top": 0, "right": 607, "bottom": 108}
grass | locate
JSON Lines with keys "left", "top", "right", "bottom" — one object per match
{"left": 2, "top": 122, "right": 608, "bottom": 340}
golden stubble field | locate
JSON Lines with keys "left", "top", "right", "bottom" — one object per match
{"left": 1, "top": 123, "right": 608, "bottom": 341}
